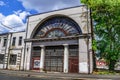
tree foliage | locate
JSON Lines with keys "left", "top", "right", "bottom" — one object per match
{"left": 81, "top": 0, "right": 120, "bottom": 70}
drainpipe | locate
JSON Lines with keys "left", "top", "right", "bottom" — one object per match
{"left": 86, "top": 5, "right": 90, "bottom": 74}
{"left": 90, "top": 7, "right": 96, "bottom": 71}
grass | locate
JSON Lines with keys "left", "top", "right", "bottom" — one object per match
{"left": 93, "top": 70, "right": 120, "bottom": 75}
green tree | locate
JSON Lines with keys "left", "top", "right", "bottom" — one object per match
{"left": 81, "top": 0, "right": 120, "bottom": 71}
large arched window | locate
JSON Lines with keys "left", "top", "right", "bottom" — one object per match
{"left": 33, "top": 16, "right": 82, "bottom": 38}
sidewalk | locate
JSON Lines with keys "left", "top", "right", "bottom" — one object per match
{"left": 0, "top": 69, "right": 120, "bottom": 80}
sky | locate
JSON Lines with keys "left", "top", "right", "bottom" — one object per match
{"left": 0, "top": 0, "right": 81, "bottom": 34}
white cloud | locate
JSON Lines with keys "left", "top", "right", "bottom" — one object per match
{"left": 3, "top": 14, "right": 24, "bottom": 27}
{"left": 0, "top": 1, "right": 5, "bottom": 6}
{"left": 18, "top": 0, "right": 80, "bottom": 12}
{"left": 19, "top": 11, "right": 30, "bottom": 20}
{"left": 0, "top": 13, "right": 8, "bottom": 33}
{"left": 0, "top": 11, "right": 30, "bottom": 33}
{"left": 0, "top": 13, "right": 5, "bottom": 21}
{"left": 14, "top": 10, "right": 22, "bottom": 15}
{"left": 14, "top": 10, "right": 30, "bottom": 20}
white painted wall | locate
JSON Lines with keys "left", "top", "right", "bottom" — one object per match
{"left": 7, "top": 32, "right": 26, "bottom": 70}
{"left": 24, "top": 42, "right": 32, "bottom": 70}
{"left": 0, "top": 34, "right": 8, "bottom": 69}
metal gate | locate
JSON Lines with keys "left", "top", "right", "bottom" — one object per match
{"left": 45, "top": 46, "right": 64, "bottom": 72}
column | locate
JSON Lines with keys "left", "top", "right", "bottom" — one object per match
{"left": 40, "top": 45, "right": 45, "bottom": 72}
{"left": 63, "top": 44, "right": 69, "bottom": 73}
{"left": 79, "top": 39, "right": 89, "bottom": 73}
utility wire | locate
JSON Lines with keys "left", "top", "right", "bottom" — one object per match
{"left": 0, "top": 22, "right": 16, "bottom": 31}
{"left": 1, "top": 22, "right": 14, "bottom": 30}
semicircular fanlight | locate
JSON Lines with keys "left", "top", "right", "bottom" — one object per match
{"left": 46, "top": 29, "right": 66, "bottom": 38}
{"left": 33, "top": 16, "right": 82, "bottom": 38}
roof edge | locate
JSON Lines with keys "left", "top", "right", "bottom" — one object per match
{"left": 28, "top": 4, "right": 86, "bottom": 18}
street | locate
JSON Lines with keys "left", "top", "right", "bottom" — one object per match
{"left": 0, "top": 73, "right": 94, "bottom": 80}
{"left": 0, "top": 70, "right": 120, "bottom": 80}
{"left": 0, "top": 73, "right": 65, "bottom": 80}
{"left": 0, "top": 73, "right": 114, "bottom": 80}
{"left": 0, "top": 73, "right": 40, "bottom": 80}
{"left": 0, "top": 73, "right": 93, "bottom": 80}
{"left": 0, "top": 73, "right": 97, "bottom": 80}
{"left": 0, "top": 73, "right": 85, "bottom": 80}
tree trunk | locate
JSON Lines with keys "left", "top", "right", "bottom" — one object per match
{"left": 109, "top": 60, "right": 116, "bottom": 71}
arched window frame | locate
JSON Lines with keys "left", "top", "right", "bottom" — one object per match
{"left": 32, "top": 16, "right": 82, "bottom": 38}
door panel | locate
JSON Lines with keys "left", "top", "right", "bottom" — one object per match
{"left": 32, "top": 57, "right": 40, "bottom": 70}
{"left": 69, "top": 45, "right": 78, "bottom": 73}
{"left": 69, "top": 57, "right": 78, "bottom": 73}
{"left": 31, "top": 47, "right": 41, "bottom": 70}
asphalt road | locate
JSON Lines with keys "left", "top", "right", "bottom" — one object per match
{"left": 0, "top": 70, "right": 120, "bottom": 80}
{"left": 0, "top": 73, "right": 96, "bottom": 80}
{"left": 0, "top": 73, "right": 39, "bottom": 80}
{"left": 0, "top": 73, "right": 64, "bottom": 80}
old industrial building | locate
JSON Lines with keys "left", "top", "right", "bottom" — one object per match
{"left": 0, "top": 5, "right": 94, "bottom": 74}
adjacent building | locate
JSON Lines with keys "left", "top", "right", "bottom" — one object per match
{"left": 0, "top": 5, "right": 94, "bottom": 74}
{"left": 0, "top": 32, "right": 25, "bottom": 70}
{"left": 0, "top": 33, "right": 8, "bottom": 69}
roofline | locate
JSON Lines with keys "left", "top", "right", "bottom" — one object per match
{"left": 0, "top": 31, "right": 26, "bottom": 35}
{"left": 8, "top": 31, "right": 26, "bottom": 34}
{"left": 0, "top": 33, "right": 9, "bottom": 35}
{"left": 27, "top": 4, "right": 86, "bottom": 18}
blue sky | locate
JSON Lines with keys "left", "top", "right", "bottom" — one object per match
{"left": 0, "top": 0, "right": 81, "bottom": 33}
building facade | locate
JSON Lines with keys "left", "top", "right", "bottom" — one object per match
{"left": 0, "top": 32, "right": 25, "bottom": 70}
{"left": 24, "top": 5, "right": 93, "bottom": 74}
{"left": 0, "top": 5, "right": 94, "bottom": 74}
{"left": 0, "top": 33, "right": 8, "bottom": 69}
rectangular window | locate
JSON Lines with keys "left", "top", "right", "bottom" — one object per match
{"left": 9, "top": 54, "right": 17, "bottom": 65}
{"left": 12, "top": 37, "right": 16, "bottom": 46}
{"left": 18, "top": 36, "right": 22, "bottom": 46}
{"left": 0, "top": 54, "right": 4, "bottom": 64}
{"left": 3, "top": 38, "right": 7, "bottom": 47}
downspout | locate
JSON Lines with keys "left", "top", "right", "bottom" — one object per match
{"left": 86, "top": 5, "right": 90, "bottom": 74}
{"left": 90, "top": 8, "right": 96, "bottom": 71}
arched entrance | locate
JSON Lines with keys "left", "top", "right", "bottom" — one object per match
{"left": 30, "top": 16, "right": 82, "bottom": 73}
